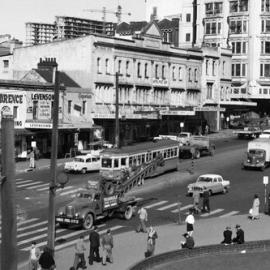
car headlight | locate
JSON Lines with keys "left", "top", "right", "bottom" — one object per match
{"left": 75, "top": 213, "right": 79, "bottom": 218}
{"left": 58, "top": 211, "right": 63, "bottom": 216}
{"left": 247, "top": 159, "right": 250, "bottom": 162}
{"left": 256, "top": 160, "right": 259, "bottom": 163}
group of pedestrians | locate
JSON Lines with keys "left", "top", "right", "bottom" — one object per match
{"left": 192, "top": 187, "right": 210, "bottom": 214}
{"left": 221, "top": 224, "right": 245, "bottom": 245}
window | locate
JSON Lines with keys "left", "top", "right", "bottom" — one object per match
{"left": 230, "top": 0, "right": 248, "bottom": 12}
{"left": 230, "top": 1, "right": 238, "bottom": 12}
{"left": 206, "top": 60, "right": 209, "bottom": 75}
{"left": 126, "top": 61, "right": 130, "bottom": 76}
{"left": 194, "top": 69, "right": 198, "bottom": 82}
{"left": 262, "top": 0, "right": 270, "bottom": 12}
{"left": 232, "top": 63, "right": 247, "bottom": 77}
{"left": 186, "top": 33, "right": 191, "bottom": 41}
{"left": 97, "top": 57, "right": 101, "bottom": 73}
{"left": 178, "top": 67, "right": 183, "bottom": 81}
{"left": 186, "top": 13, "right": 191, "bottom": 22}
{"left": 231, "top": 41, "right": 247, "bottom": 54}
{"left": 188, "top": 68, "right": 192, "bottom": 82}
{"left": 121, "top": 158, "right": 126, "bottom": 166}
{"left": 137, "top": 62, "right": 141, "bottom": 78}
{"left": 212, "top": 61, "right": 215, "bottom": 76}
{"left": 82, "top": 100, "right": 86, "bottom": 114}
{"left": 205, "top": 21, "right": 221, "bottom": 35}
{"left": 13, "top": 106, "right": 18, "bottom": 119}
{"left": 172, "top": 66, "right": 176, "bottom": 81}
{"left": 260, "top": 63, "right": 270, "bottom": 77}
{"left": 68, "top": 100, "right": 72, "bottom": 114}
{"left": 262, "top": 41, "right": 270, "bottom": 54}
{"left": 118, "top": 60, "right": 122, "bottom": 74}
{"left": 155, "top": 64, "right": 159, "bottom": 79}
{"left": 262, "top": 19, "right": 270, "bottom": 33}
{"left": 207, "top": 83, "right": 213, "bottom": 99}
{"left": 145, "top": 63, "right": 148, "bottom": 78}
{"left": 230, "top": 19, "right": 247, "bottom": 33}
{"left": 206, "top": 2, "right": 223, "bottom": 15}
{"left": 114, "top": 159, "right": 119, "bottom": 168}
{"left": 3, "top": 60, "right": 9, "bottom": 68}
{"left": 222, "top": 61, "right": 226, "bottom": 75}
{"left": 162, "top": 65, "right": 166, "bottom": 79}
{"left": 105, "top": 58, "right": 109, "bottom": 74}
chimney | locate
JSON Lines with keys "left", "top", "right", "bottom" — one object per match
{"left": 150, "top": 7, "right": 158, "bottom": 21}
{"left": 37, "top": 57, "right": 58, "bottom": 83}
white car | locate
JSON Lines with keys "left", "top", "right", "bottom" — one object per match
{"left": 259, "top": 129, "right": 270, "bottom": 139}
{"left": 187, "top": 174, "right": 230, "bottom": 196}
{"left": 64, "top": 154, "right": 101, "bottom": 174}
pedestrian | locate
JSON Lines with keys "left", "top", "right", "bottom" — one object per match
{"left": 73, "top": 235, "right": 87, "bottom": 269}
{"left": 145, "top": 226, "right": 158, "bottom": 258}
{"left": 38, "top": 246, "right": 56, "bottom": 270}
{"left": 136, "top": 206, "right": 148, "bottom": 233}
{"left": 88, "top": 226, "right": 101, "bottom": 265}
{"left": 202, "top": 187, "right": 210, "bottom": 213}
{"left": 29, "top": 148, "right": 35, "bottom": 169}
{"left": 249, "top": 194, "right": 260, "bottom": 220}
{"left": 185, "top": 208, "right": 195, "bottom": 236}
{"left": 221, "top": 226, "right": 232, "bottom": 245}
{"left": 192, "top": 187, "right": 201, "bottom": 214}
{"left": 181, "top": 233, "right": 195, "bottom": 249}
{"left": 232, "top": 224, "right": 245, "bottom": 244}
{"left": 29, "top": 241, "right": 40, "bottom": 270}
{"left": 176, "top": 195, "right": 182, "bottom": 225}
{"left": 205, "top": 124, "right": 209, "bottom": 135}
{"left": 101, "top": 229, "right": 114, "bottom": 265}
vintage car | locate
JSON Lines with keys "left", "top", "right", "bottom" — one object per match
{"left": 187, "top": 174, "right": 230, "bottom": 196}
{"left": 64, "top": 154, "right": 100, "bottom": 174}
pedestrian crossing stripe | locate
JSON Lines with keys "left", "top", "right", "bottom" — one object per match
{"left": 145, "top": 201, "right": 168, "bottom": 209}
{"left": 219, "top": 211, "right": 239, "bottom": 218}
{"left": 17, "top": 181, "right": 43, "bottom": 188}
{"left": 16, "top": 180, "right": 33, "bottom": 184}
{"left": 27, "top": 183, "right": 49, "bottom": 190}
{"left": 157, "top": 203, "right": 178, "bottom": 211}
{"left": 171, "top": 204, "right": 193, "bottom": 213}
{"left": 200, "top": 209, "right": 224, "bottom": 217}
{"left": 60, "top": 188, "right": 83, "bottom": 196}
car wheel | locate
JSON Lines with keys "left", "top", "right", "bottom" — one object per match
{"left": 124, "top": 205, "right": 133, "bottom": 220}
{"left": 81, "top": 168, "right": 87, "bottom": 174}
{"left": 83, "top": 213, "right": 94, "bottom": 230}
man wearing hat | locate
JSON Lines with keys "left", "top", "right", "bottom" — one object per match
{"left": 101, "top": 229, "right": 114, "bottom": 265}
{"left": 88, "top": 226, "right": 101, "bottom": 265}
{"left": 221, "top": 226, "right": 232, "bottom": 245}
{"left": 181, "top": 233, "right": 195, "bottom": 249}
{"left": 232, "top": 224, "right": 245, "bottom": 244}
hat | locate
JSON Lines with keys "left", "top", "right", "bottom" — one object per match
{"left": 235, "top": 224, "right": 241, "bottom": 228}
{"left": 182, "top": 233, "right": 189, "bottom": 238}
{"left": 226, "top": 226, "right": 231, "bottom": 230}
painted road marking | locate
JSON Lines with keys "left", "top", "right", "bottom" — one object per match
{"left": 16, "top": 180, "right": 33, "bottom": 184}
{"left": 200, "top": 209, "right": 224, "bottom": 217}
{"left": 37, "top": 186, "right": 51, "bottom": 191}
{"left": 157, "top": 203, "right": 178, "bottom": 211}
{"left": 0, "top": 217, "right": 38, "bottom": 227}
{"left": 171, "top": 204, "right": 193, "bottom": 213}
{"left": 27, "top": 183, "right": 49, "bottom": 190}
{"left": 145, "top": 201, "right": 168, "bottom": 209}
{"left": 17, "top": 182, "right": 42, "bottom": 188}
{"left": 60, "top": 188, "right": 82, "bottom": 196}
{"left": 219, "top": 211, "right": 239, "bottom": 218}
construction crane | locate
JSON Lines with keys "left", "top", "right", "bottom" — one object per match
{"left": 83, "top": 5, "right": 131, "bottom": 34}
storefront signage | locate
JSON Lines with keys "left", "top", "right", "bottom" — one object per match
{"left": 25, "top": 122, "right": 53, "bottom": 129}
{"left": 38, "top": 100, "right": 51, "bottom": 119}
{"left": 194, "top": 107, "right": 226, "bottom": 112}
{"left": 31, "top": 93, "right": 54, "bottom": 100}
{"left": 152, "top": 78, "right": 169, "bottom": 87}
{"left": 159, "top": 110, "right": 195, "bottom": 116}
{"left": 0, "top": 94, "right": 23, "bottom": 104}
{"left": 79, "top": 93, "right": 92, "bottom": 99}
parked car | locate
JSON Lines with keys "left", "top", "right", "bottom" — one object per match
{"left": 64, "top": 154, "right": 100, "bottom": 174}
{"left": 259, "top": 129, "right": 270, "bottom": 139}
{"left": 187, "top": 174, "right": 230, "bottom": 196}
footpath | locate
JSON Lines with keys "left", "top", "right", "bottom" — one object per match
{"left": 17, "top": 129, "right": 250, "bottom": 270}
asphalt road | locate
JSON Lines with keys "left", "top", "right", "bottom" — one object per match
{"left": 6, "top": 136, "right": 264, "bottom": 264}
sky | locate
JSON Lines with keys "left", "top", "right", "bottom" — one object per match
{"left": 0, "top": 0, "right": 148, "bottom": 41}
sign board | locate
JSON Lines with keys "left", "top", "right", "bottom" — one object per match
{"left": 195, "top": 106, "right": 226, "bottom": 112}
{"left": 263, "top": 176, "right": 269, "bottom": 185}
{"left": 152, "top": 78, "right": 169, "bottom": 87}
{"left": 25, "top": 122, "right": 53, "bottom": 129}
{"left": 160, "top": 110, "right": 195, "bottom": 116}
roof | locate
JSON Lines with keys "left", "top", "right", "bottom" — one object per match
{"left": 34, "top": 69, "right": 80, "bottom": 87}
{"left": 198, "top": 174, "right": 222, "bottom": 178}
{"left": 101, "top": 139, "right": 179, "bottom": 156}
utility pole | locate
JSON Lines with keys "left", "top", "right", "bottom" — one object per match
{"left": 115, "top": 72, "right": 120, "bottom": 148}
{"left": 47, "top": 64, "right": 59, "bottom": 255}
{"left": 1, "top": 112, "right": 17, "bottom": 270}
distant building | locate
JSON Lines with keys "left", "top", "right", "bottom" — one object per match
{"left": 25, "top": 16, "right": 115, "bottom": 46}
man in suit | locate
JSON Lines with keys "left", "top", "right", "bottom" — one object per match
{"left": 232, "top": 224, "right": 245, "bottom": 244}
{"left": 221, "top": 226, "right": 232, "bottom": 245}
{"left": 88, "top": 226, "right": 101, "bottom": 265}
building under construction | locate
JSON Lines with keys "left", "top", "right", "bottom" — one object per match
{"left": 25, "top": 16, "right": 115, "bottom": 46}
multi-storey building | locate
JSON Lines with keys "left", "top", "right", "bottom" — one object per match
{"left": 25, "top": 16, "right": 115, "bottom": 46}
{"left": 25, "top": 22, "right": 56, "bottom": 46}
{"left": 196, "top": 0, "right": 267, "bottom": 115}
{"left": 12, "top": 21, "right": 208, "bottom": 144}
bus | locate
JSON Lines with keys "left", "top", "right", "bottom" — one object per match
{"left": 100, "top": 139, "right": 179, "bottom": 181}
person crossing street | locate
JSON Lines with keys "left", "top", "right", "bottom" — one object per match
{"left": 136, "top": 206, "right": 148, "bottom": 233}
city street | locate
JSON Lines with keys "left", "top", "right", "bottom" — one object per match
{"left": 7, "top": 136, "right": 266, "bottom": 265}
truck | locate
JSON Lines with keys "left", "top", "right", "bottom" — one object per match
{"left": 55, "top": 155, "right": 164, "bottom": 229}
{"left": 234, "top": 127, "right": 262, "bottom": 139}
{"left": 242, "top": 138, "right": 270, "bottom": 171}
{"left": 179, "top": 136, "right": 215, "bottom": 159}
{"left": 153, "top": 132, "right": 192, "bottom": 145}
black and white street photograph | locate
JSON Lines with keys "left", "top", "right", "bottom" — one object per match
{"left": 1, "top": 0, "right": 270, "bottom": 269}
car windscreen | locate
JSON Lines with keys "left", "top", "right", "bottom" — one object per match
{"left": 197, "top": 177, "right": 212, "bottom": 182}
{"left": 249, "top": 149, "right": 265, "bottom": 157}
{"left": 74, "top": 158, "right": 85, "bottom": 162}
{"left": 179, "top": 134, "right": 188, "bottom": 138}
{"left": 76, "top": 192, "right": 94, "bottom": 200}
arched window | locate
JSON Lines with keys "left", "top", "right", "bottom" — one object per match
{"left": 137, "top": 62, "right": 141, "bottom": 78}
{"left": 105, "top": 58, "right": 109, "bottom": 74}
{"left": 97, "top": 57, "right": 101, "bottom": 73}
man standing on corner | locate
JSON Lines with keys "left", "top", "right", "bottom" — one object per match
{"left": 101, "top": 229, "right": 114, "bottom": 265}
{"left": 136, "top": 206, "right": 148, "bottom": 233}
{"left": 88, "top": 226, "right": 101, "bottom": 265}
{"left": 202, "top": 187, "right": 210, "bottom": 213}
